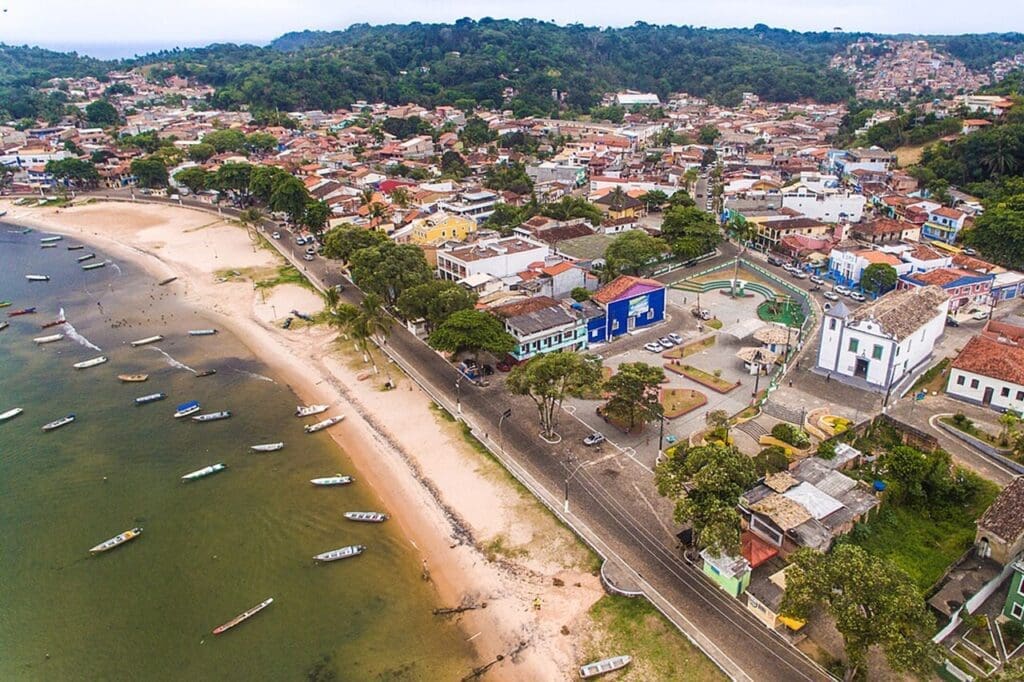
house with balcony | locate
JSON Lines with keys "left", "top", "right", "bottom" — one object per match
{"left": 489, "top": 296, "right": 588, "bottom": 362}
{"left": 849, "top": 217, "right": 920, "bottom": 244}
{"left": 439, "top": 190, "right": 499, "bottom": 223}
{"left": 756, "top": 217, "right": 831, "bottom": 253}
{"left": 436, "top": 236, "right": 549, "bottom": 284}
{"left": 780, "top": 174, "right": 865, "bottom": 223}
{"left": 408, "top": 211, "right": 477, "bottom": 246}
{"left": 921, "top": 206, "right": 968, "bottom": 244}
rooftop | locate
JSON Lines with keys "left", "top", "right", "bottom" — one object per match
{"left": 592, "top": 275, "right": 664, "bottom": 305}
{"left": 977, "top": 476, "right": 1024, "bottom": 543}
{"left": 952, "top": 335, "right": 1024, "bottom": 386}
{"left": 847, "top": 285, "right": 948, "bottom": 341}
{"left": 442, "top": 237, "right": 547, "bottom": 263}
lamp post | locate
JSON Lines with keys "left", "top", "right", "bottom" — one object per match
{"left": 455, "top": 376, "right": 462, "bottom": 415}
{"left": 498, "top": 408, "right": 512, "bottom": 456}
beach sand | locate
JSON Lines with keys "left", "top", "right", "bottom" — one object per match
{"left": 3, "top": 199, "right": 605, "bottom": 680}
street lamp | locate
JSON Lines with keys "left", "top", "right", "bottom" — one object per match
{"left": 455, "top": 376, "right": 462, "bottom": 415}
{"left": 498, "top": 408, "right": 512, "bottom": 456}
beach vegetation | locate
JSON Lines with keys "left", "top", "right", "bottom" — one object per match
{"left": 427, "top": 309, "right": 516, "bottom": 363}
{"left": 601, "top": 362, "right": 665, "bottom": 433}
{"left": 781, "top": 545, "right": 938, "bottom": 682}
{"left": 254, "top": 264, "right": 315, "bottom": 292}
{"left": 507, "top": 353, "right": 604, "bottom": 440}
{"left": 655, "top": 442, "right": 756, "bottom": 556}
{"left": 396, "top": 280, "right": 477, "bottom": 330}
{"left": 328, "top": 293, "right": 393, "bottom": 379}
{"left": 481, "top": 534, "right": 529, "bottom": 562}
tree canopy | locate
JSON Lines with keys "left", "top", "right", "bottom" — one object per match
{"left": 321, "top": 225, "right": 390, "bottom": 262}
{"left": 130, "top": 156, "right": 168, "bottom": 188}
{"left": 860, "top": 263, "right": 898, "bottom": 296}
{"left": 660, "top": 205, "right": 721, "bottom": 259}
{"left": 348, "top": 241, "right": 433, "bottom": 305}
{"left": 396, "top": 280, "right": 477, "bottom": 329}
{"left": 604, "top": 230, "right": 668, "bottom": 278}
{"left": 602, "top": 362, "right": 664, "bottom": 432}
{"left": 507, "top": 353, "right": 604, "bottom": 439}
{"left": 427, "top": 309, "right": 516, "bottom": 360}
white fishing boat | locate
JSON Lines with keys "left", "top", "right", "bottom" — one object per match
{"left": 41, "top": 243, "right": 57, "bottom": 249}
{"left": 67, "top": 244, "right": 84, "bottom": 251}
{"left": 250, "top": 442, "right": 284, "bottom": 452}
{"left": 344, "top": 512, "right": 388, "bottom": 523}
{"left": 0, "top": 322, "right": 8, "bottom": 332}
{"left": 188, "top": 329, "right": 218, "bottom": 336}
{"left": 130, "top": 335, "right": 163, "bottom": 347}
{"left": 212, "top": 597, "right": 273, "bottom": 635}
{"left": 40, "top": 235, "right": 62, "bottom": 243}
{"left": 1, "top": 407, "right": 24, "bottom": 422}
{"left": 193, "top": 410, "right": 231, "bottom": 422}
{"left": 89, "top": 527, "right": 143, "bottom": 554}
{"left": 295, "top": 404, "right": 329, "bottom": 417}
{"left": 304, "top": 414, "right": 344, "bottom": 433}
{"left": 579, "top": 655, "right": 632, "bottom": 679}
{"left": 173, "top": 400, "right": 200, "bottom": 418}
{"left": 310, "top": 474, "right": 353, "bottom": 486}
{"left": 73, "top": 356, "right": 107, "bottom": 369}
{"left": 42, "top": 414, "right": 75, "bottom": 431}
{"left": 33, "top": 333, "right": 64, "bottom": 344}
{"left": 313, "top": 544, "right": 365, "bottom": 563}
{"left": 76, "top": 253, "right": 96, "bottom": 262}
{"left": 181, "top": 463, "right": 227, "bottom": 482}
{"left": 135, "top": 392, "right": 166, "bottom": 405}
{"left": 25, "top": 274, "right": 50, "bottom": 282}
{"left": 82, "top": 262, "right": 106, "bottom": 271}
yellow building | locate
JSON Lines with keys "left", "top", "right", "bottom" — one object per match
{"left": 409, "top": 211, "right": 478, "bottom": 245}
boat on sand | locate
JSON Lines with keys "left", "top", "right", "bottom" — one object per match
{"left": 579, "top": 655, "right": 632, "bottom": 679}
{"left": 295, "top": 404, "right": 328, "bottom": 417}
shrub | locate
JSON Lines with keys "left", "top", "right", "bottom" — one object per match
{"left": 1003, "top": 619, "right": 1024, "bottom": 643}
{"left": 771, "top": 422, "right": 810, "bottom": 448}
{"left": 753, "top": 446, "right": 789, "bottom": 474}
{"left": 951, "top": 412, "right": 974, "bottom": 430}
{"left": 817, "top": 439, "right": 838, "bottom": 460}
{"left": 570, "top": 287, "right": 591, "bottom": 302}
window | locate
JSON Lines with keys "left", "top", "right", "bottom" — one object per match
{"left": 1017, "top": 391, "right": 1024, "bottom": 401}
{"left": 872, "top": 345, "right": 883, "bottom": 360}
{"left": 1019, "top": 578, "right": 1024, "bottom": 597}
{"left": 848, "top": 338, "right": 859, "bottom": 353}
{"left": 957, "top": 375, "right": 965, "bottom": 386}
{"left": 829, "top": 319, "right": 837, "bottom": 331}
{"left": 1013, "top": 602, "right": 1024, "bottom": 620}
{"left": 971, "top": 379, "right": 980, "bottom": 389}
{"left": 1002, "top": 387, "right": 1011, "bottom": 398}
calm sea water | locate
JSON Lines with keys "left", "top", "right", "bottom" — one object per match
{"left": 0, "top": 227, "right": 474, "bottom": 680}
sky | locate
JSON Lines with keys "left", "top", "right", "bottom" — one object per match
{"left": 1, "top": 0, "right": 1022, "bottom": 58}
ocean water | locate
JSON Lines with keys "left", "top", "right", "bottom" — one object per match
{"left": 0, "top": 227, "right": 474, "bottom": 680}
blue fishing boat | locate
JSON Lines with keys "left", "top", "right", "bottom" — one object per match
{"left": 173, "top": 400, "right": 200, "bottom": 418}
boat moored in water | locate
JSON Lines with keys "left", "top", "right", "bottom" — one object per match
{"left": 158, "top": 277, "right": 177, "bottom": 286}
{"left": 193, "top": 410, "right": 231, "bottom": 422}
{"left": 212, "top": 597, "right": 273, "bottom": 635}
{"left": 33, "top": 333, "right": 64, "bottom": 344}
{"left": 67, "top": 245, "right": 84, "bottom": 251}
{"left": 314, "top": 544, "right": 365, "bottom": 563}
{"left": 579, "top": 655, "right": 632, "bottom": 679}
{"left": 40, "top": 317, "right": 66, "bottom": 328}
{"left": 118, "top": 374, "right": 149, "bottom": 383}
{"left": 89, "top": 527, "right": 143, "bottom": 554}
{"left": 295, "top": 404, "right": 328, "bottom": 417}
{"left": 76, "top": 253, "right": 96, "bottom": 262}
{"left": 42, "top": 414, "right": 76, "bottom": 431}
{"left": 25, "top": 275, "right": 50, "bottom": 282}
{"left": 188, "top": 329, "right": 218, "bottom": 336}
{"left": 130, "top": 335, "right": 163, "bottom": 347}
{"left": 250, "top": 442, "right": 284, "bottom": 452}
{"left": 8, "top": 307, "right": 36, "bottom": 316}
{"left": 311, "top": 474, "right": 353, "bottom": 486}
{"left": 304, "top": 415, "right": 343, "bottom": 433}
{"left": 41, "top": 243, "right": 57, "bottom": 249}
{"left": 0, "top": 322, "right": 8, "bottom": 331}
{"left": 0, "top": 301, "right": 11, "bottom": 308}
{"left": 173, "top": 400, "right": 200, "bottom": 418}
{"left": 40, "top": 235, "right": 62, "bottom": 243}
{"left": 135, "top": 392, "right": 166, "bottom": 405}
{"left": 73, "top": 356, "right": 108, "bottom": 369}
{"left": 181, "top": 463, "right": 226, "bottom": 481}
{"left": 1, "top": 407, "right": 24, "bottom": 422}
{"left": 344, "top": 512, "right": 388, "bottom": 523}
{"left": 195, "top": 369, "right": 217, "bottom": 378}
{"left": 82, "top": 262, "right": 106, "bottom": 271}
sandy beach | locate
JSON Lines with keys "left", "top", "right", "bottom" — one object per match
{"left": 2, "top": 199, "right": 606, "bottom": 680}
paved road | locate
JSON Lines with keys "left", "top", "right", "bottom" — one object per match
{"left": 83, "top": 192, "right": 832, "bottom": 681}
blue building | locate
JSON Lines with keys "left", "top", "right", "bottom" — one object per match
{"left": 587, "top": 275, "right": 666, "bottom": 344}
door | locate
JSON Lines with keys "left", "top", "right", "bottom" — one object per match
{"left": 854, "top": 357, "right": 869, "bottom": 379}
{"left": 983, "top": 386, "right": 994, "bottom": 406}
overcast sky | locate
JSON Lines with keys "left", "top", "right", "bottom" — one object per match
{"left": 2, "top": 0, "right": 1021, "bottom": 58}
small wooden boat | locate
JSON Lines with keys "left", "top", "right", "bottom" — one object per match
{"left": 8, "top": 307, "right": 36, "bottom": 316}
{"left": 188, "top": 329, "right": 218, "bottom": 336}
{"left": 40, "top": 235, "right": 62, "bottom": 243}
{"left": 89, "top": 527, "right": 143, "bottom": 554}
{"left": 193, "top": 410, "right": 231, "bottom": 422}
{"left": 42, "top": 414, "right": 76, "bottom": 431}
{"left": 314, "top": 545, "right": 365, "bottom": 563}
{"left": 158, "top": 277, "right": 177, "bottom": 286}
{"left": 195, "top": 369, "right": 217, "bottom": 378}
{"left": 305, "top": 415, "right": 343, "bottom": 433}
{"left": 40, "top": 317, "right": 66, "bottom": 328}
{"left": 295, "top": 404, "right": 329, "bottom": 418}
{"left": 0, "top": 322, "right": 8, "bottom": 332}
{"left": 579, "top": 655, "right": 632, "bottom": 679}
{"left": 41, "top": 243, "right": 57, "bottom": 249}
{"left": 1, "top": 407, "right": 24, "bottom": 422}
{"left": 82, "top": 262, "right": 106, "bottom": 271}
{"left": 118, "top": 374, "right": 149, "bottom": 383}
{"left": 130, "top": 335, "right": 163, "bottom": 347}
{"left": 135, "top": 392, "right": 166, "bottom": 405}
{"left": 344, "top": 512, "right": 388, "bottom": 523}
{"left": 67, "top": 245, "right": 85, "bottom": 251}
{"left": 25, "top": 275, "right": 50, "bottom": 282}
{"left": 33, "top": 333, "right": 64, "bottom": 344}
{"left": 181, "top": 463, "right": 226, "bottom": 481}
{"left": 0, "top": 301, "right": 10, "bottom": 308}
{"left": 73, "top": 356, "right": 108, "bottom": 369}
{"left": 212, "top": 597, "right": 273, "bottom": 635}
{"left": 250, "top": 442, "right": 284, "bottom": 452}
{"left": 173, "top": 400, "right": 200, "bottom": 418}
{"left": 311, "top": 474, "right": 353, "bottom": 486}
{"left": 76, "top": 253, "right": 96, "bottom": 262}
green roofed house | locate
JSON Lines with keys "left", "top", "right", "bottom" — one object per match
{"left": 1004, "top": 561, "right": 1024, "bottom": 624}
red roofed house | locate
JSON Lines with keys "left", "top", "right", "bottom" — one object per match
{"left": 922, "top": 206, "right": 968, "bottom": 244}
{"left": 947, "top": 335, "right": 1024, "bottom": 414}
{"left": 587, "top": 275, "right": 666, "bottom": 343}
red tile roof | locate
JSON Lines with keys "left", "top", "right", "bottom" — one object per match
{"left": 741, "top": 531, "right": 779, "bottom": 569}
{"left": 592, "top": 275, "right": 663, "bottom": 305}
{"left": 952, "top": 335, "right": 1024, "bottom": 386}
{"left": 932, "top": 206, "right": 965, "bottom": 221}
{"left": 911, "top": 268, "right": 983, "bottom": 287}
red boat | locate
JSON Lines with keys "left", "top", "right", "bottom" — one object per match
{"left": 8, "top": 307, "right": 36, "bottom": 317}
{"left": 41, "top": 318, "right": 66, "bottom": 328}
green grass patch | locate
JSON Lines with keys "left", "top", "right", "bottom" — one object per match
{"left": 584, "top": 595, "right": 725, "bottom": 681}
{"left": 666, "top": 364, "right": 738, "bottom": 393}
{"left": 664, "top": 336, "right": 715, "bottom": 359}
{"left": 660, "top": 388, "right": 707, "bottom": 419}
{"left": 706, "top": 318, "right": 723, "bottom": 330}
{"left": 847, "top": 479, "right": 998, "bottom": 591}
{"left": 481, "top": 533, "right": 529, "bottom": 562}
{"left": 756, "top": 300, "right": 805, "bottom": 327}
{"left": 911, "top": 358, "right": 950, "bottom": 395}
{"left": 255, "top": 264, "right": 316, "bottom": 292}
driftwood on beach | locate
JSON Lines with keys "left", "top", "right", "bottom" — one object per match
{"left": 432, "top": 601, "right": 487, "bottom": 616}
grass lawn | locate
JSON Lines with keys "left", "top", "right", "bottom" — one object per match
{"left": 664, "top": 336, "right": 715, "bottom": 359}
{"left": 661, "top": 389, "right": 707, "bottom": 419}
{"left": 583, "top": 595, "right": 725, "bottom": 681}
{"left": 910, "top": 357, "right": 950, "bottom": 395}
{"left": 756, "top": 300, "right": 806, "bottom": 327}
{"left": 706, "top": 318, "right": 723, "bottom": 330}
{"left": 255, "top": 264, "right": 317, "bottom": 292}
{"left": 666, "top": 363, "right": 739, "bottom": 393}
{"left": 848, "top": 481, "right": 999, "bottom": 591}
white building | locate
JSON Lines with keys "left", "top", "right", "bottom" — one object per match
{"left": 615, "top": 92, "right": 661, "bottom": 107}
{"left": 816, "top": 286, "right": 949, "bottom": 392}
{"left": 781, "top": 173, "right": 865, "bottom": 223}
{"left": 947, "top": 335, "right": 1024, "bottom": 414}
{"left": 827, "top": 246, "right": 910, "bottom": 288}
{"left": 439, "top": 190, "right": 499, "bottom": 223}
{"left": 437, "top": 236, "right": 549, "bottom": 283}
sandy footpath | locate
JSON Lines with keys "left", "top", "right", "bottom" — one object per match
{"left": 3, "top": 199, "right": 606, "bottom": 680}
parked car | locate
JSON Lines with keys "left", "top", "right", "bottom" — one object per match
{"left": 658, "top": 337, "right": 676, "bottom": 347}
{"left": 822, "top": 291, "right": 840, "bottom": 301}
{"left": 963, "top": 247, "right": 978, "bottom": 256}
{"left": 849, "top": 291, "right": 866, "bottom": 302}
{"left": 644, "top": 342, "right": 665, "bottom": 353}
{"left": 303, "top": 253, "right": 315, "bottom": 261}
{"left": 835, "top": 285, "right": 852, "bottom": 297}
{"left": 791, "top": 271, "right": 808, "bottom": 280}
{"left": 973, "top": 310, "right": 990, "bottom": 320}
{"left": 305, "top": 246, "right": 316, "bottom": 255}
{"left": 667, "top": 332, "right": 684, "bottom": 345}
{"left": 945, "top": 316, "right": 961, "bottom": 327}
{"left": 272, "top": 231, "right": 281, "bottom": 239}
{"left": 583, "top": 432, "right": 606, "bottom": 447}
{"left": 691, "top": 307, "right": 712, "bottom": 320}
{"left": 809, "top": 275, "right": 825, "bottom": 285}
{"left": 767, "top": 255, "right": 784, "bottom": 267}
{"left": 295, "top": 236, "right": 308, "bottom": 246}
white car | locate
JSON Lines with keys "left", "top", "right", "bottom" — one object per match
{"left": 583, "top": 432, "right": 606, "bottom": 447}
{"left": 822, "top": 291, "right": 840, "bottom": 301}
{"left": 667, "top": 332, "right": 684, "bottom": 345}
{"left": 791, "top": 271, "right": 808, "bottom": 280}
{"left": 849, "top": 291, "right": 866, "bottom": 302}
{"left": 973, "top": 310, "right": 989, "bottom": 320}
{"left": 305, "top": 246, "right": 316, "bottom": 255}
{"left": 659, "top": 336, "right": 676, "bottom": 347}
{"left": 809, "top": 275, "right": 825, "bottom": 285}
{"left": 644, "top": 342, "right": 665, "bottom": 353}
{"left": 272, "top": 231, "right": 281, "bottom": 239}
{"left": 302, "top": 253, "right": 315, "bottom": 261}
{"left": 835, "top": 285, "right": 852, "bottom": 297}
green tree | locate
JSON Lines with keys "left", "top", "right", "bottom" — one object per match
{"left": 964, "top": 189, "right": 1024, "bottom": 269}
{"left": 570, "top": 287, "right": 591, "bottom": 302}
{"left": 85, "top": 99, "right": 118, "bottom": 126}
{"left": 349, "top": 242, "right": 433, "bottom": 306}
{"left": 861, "top": 263, "right": 898, "bottom": 297}
{"left": 752, "top": 446, "right": 789, "bottom": 475}
{"left": 640, "top": 189, "right": 668, "bottom": 212}
{"left": 459, "top": 116, "right": 495, "bottom": 147}
{"left": 187, "top": 143, "right": 216, "bottom": 162}
{"left": 248, "top": 164, "right": 290, "bottom": 203}
{"left": 269, "top": 175, "right": 310, "bottom": 223}
{"left": 174, "top": 166, "right": 212, "bottom": 193}
{"left": 439, "top": 150, "right": 470, "bottom": 178}
{"left": 427, "top": 309, "right": 516, "bottom": 362}
{"left": 484, "top": 161, "right": 533, "bottom": 195}
{"left": 301, "top": 200, "right": 331, "bottom": 236}
{"left": 245, "top": 131, "right": 278, "bottom": 154}
{"left": 321, "top": 225, "right": 389, "bottom": 262}
{"left": 329, "top": 293, "right": 393, "bottom": 377}
{"left": 540, "top": 196, "right": 603, "bottom": 226}
{"left": 604, "top": 230, "right": 667, "bottom": 278}
{"left": 212, "top": 162, "right": 253, "bottom": 204}
{"left": 661, "top": 205, "right": 720, "bottom": 259}
{"left": 697, "top": 125, "right": 720, "bottom": 145}
{"left": 781, "top": 545, "right": 937, "bottom": 682}
{"left": 395, "top": 280, "right": 477, "bottom": 329}
{"left": 655, "top": 442, "right": 757, "bottom": 556}
{"left": 507, "top": 353, "right": 604, "bottom": 440}
{"left": 484, "top": 202, "right": 528, "bottom": 233}
{"left": 45, "top": 158, "right": 99, "bottom": 188}
{"left": 202, "top": 128, "right": 247, "bottom": 153}
{"left": 602, "top": 362, "right": 664, "bottom": 432}
{"left": 130, "top": 157, "right": 168, "bottom": 188}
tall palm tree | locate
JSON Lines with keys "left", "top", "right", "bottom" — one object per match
{"left": 359, "top": 187, "right": 376, "bottom": 206}
{"left": 329, "top": 293, "right": 393, "bottom": 382}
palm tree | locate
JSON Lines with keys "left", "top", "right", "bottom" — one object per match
{"left": 390, "top": 187, "right": 410, "bottom": 208}
{"left": 608, "top": 185, "right": 628, "bottom": 211}
{"left": 328, "top": 294, "right": 393, "bottom": 383}
{"left": 359, "top": 187, "right": 376, "bottom": 206}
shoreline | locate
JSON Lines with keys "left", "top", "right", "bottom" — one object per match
{"left": 2, "top": 199, "right": 605, "bottom": 681}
